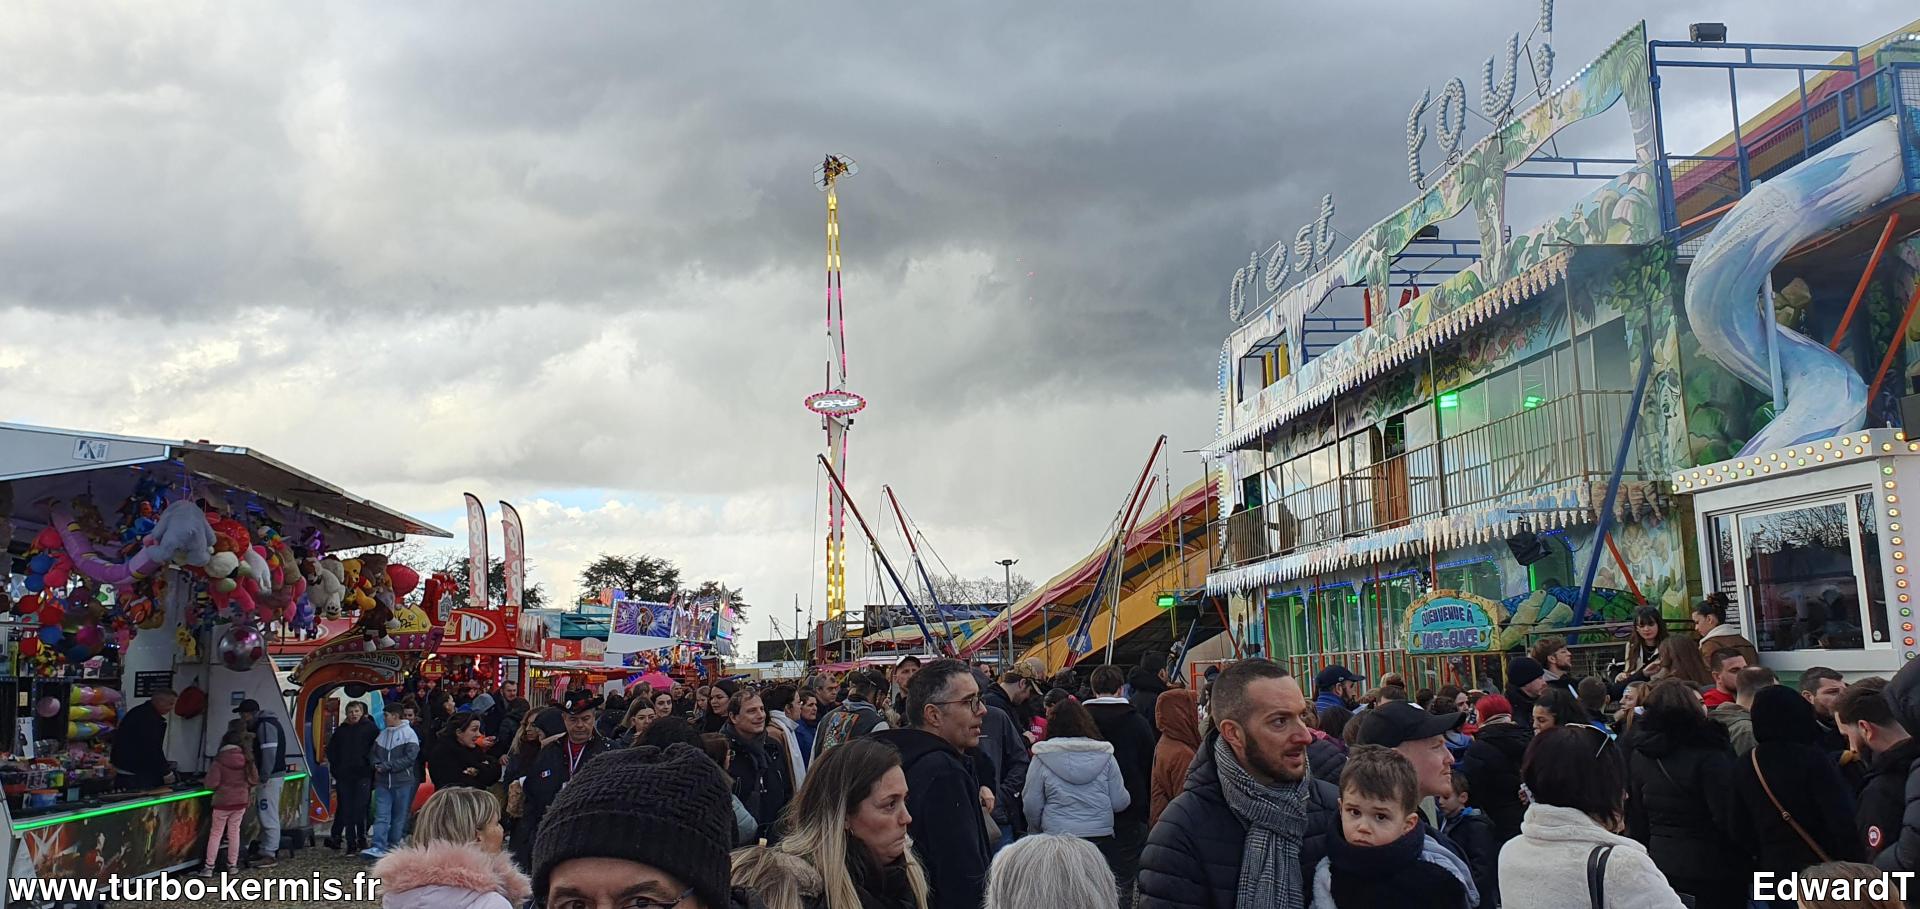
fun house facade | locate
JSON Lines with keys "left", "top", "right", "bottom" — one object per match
{"left": 1206, "top": 17, "right": 1920, "bottom": 687}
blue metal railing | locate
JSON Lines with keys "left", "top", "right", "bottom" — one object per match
{"left": 1649, "top": 39, "right": 1899, "bottom": 240}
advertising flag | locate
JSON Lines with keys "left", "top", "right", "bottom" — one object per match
{"left": 463, "top": 494, "right": 489, "bottom": 612}
{"left": 499, "top": 501, "right": 526, "bottom": 611}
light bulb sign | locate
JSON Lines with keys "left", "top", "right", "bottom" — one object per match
{"left": 805, "top": 390, "right": 868, "bottom": 417}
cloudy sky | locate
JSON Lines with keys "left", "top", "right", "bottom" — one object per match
{"left": 1, "top": 1, "right": 1911, "bottom": 650}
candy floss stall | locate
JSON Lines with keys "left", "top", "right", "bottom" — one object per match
{"left": 0, "top": 424, "right": 449, "bottom": 895}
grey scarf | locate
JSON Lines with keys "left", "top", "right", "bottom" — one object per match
{"left": 1214, "top": 736, "right": 1309, "bottom": 909}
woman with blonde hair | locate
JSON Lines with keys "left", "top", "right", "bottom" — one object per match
{"left": 732, "top": 736, "right": 930, "bottom": 909}
{"left": 373, "top": 786, "right": 528, "bottom": 909}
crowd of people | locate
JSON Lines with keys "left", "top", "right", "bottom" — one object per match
{"left": 267, "top": 602, "right": 1920, "bottom": 909}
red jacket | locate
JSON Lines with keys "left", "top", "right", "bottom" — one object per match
{"left": 205, "top": 745, "right": 258, "bottom": 810}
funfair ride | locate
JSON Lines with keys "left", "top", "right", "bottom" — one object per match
{"left": 806, "top": 154, "right": 868, "bottom": 625}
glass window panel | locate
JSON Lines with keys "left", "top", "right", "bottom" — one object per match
{"left": 1739, "top": 501, "right": 1865, "bottom": 652}
{"left": 1590, "top": 327, "right": 1633, "bottom": 391}
{"left": 1855, "top": 493, "right": 1890, "bottom": 646}
{"left": 1404, "top": 404, "right": 1436, "bottom": 450}
{"left": 1486, "top": 369, "right": 1521, "bottom": 422}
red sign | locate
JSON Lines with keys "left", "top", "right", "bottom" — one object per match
{"left": 441, "top": 609, "right": 523, "bottom": 656}
{"left": 420, "top": 658, "right": 446, "bottom": 681}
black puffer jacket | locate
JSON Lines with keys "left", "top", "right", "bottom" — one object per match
{"left": 1875, "top": 657, "right": 1920, "bottom": 873}
{"left": 1307, "top": 732, "right": 1346, "bottom": 785}
{"left": 1626, "top": 713, "right": 1750, "bottom": 907}
{"left": 1138, "top": 733, "right": 1340, "bottom": 909}
{"left": 1459, "top": 719, "right": 1529, "bottom": 844}
{"left": 1859, "top": 736, "right": 1920, "bottom": 862}
{"left": 1731, "top": 686, "right": 1862, "bottom": 876}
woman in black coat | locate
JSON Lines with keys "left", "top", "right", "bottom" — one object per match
{"left": 1626, "top": 679, "right": 1751, "bottom": 909}
{"left": 427, "top": 712, "right": 502, "bottom": 790}
{"left": 1731, "top": 685, "right": 1861, "bottom": 874}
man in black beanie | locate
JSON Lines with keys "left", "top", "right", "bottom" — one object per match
{"left": 1504, "top": 656, "right": 1549, "bottom": 728}
{"left": 532, "top": 742, "right": 744, "bottom": 909}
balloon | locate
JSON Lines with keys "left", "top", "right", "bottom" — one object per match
{"left": 74, "top": 626, "right": 104, "bottom": 650}
{"left": 217, "top": 625, "right": 266, "bottom": 672}
{"left": 26, "top": 554, "right": 52, "bottom": 575}
{"left": 32, "top": 528, "right": 60, "bottom": 550}
{"left": 37, "top": 626, "right": 62, "bottom": 644}
{"left": 37, "top": 604, "right": 64, "bottom": 628}
{"left": 18, "top": 637, "right": 39, "bottom": 657}
{"left": 44, "top": 565, "right": 69, "bottom": 588}
{"left": 12, "top": 594, "right": 38, "bottom": 616}
{"left": 34, "top": 697, "right": 60, "bottom": 719}
{"left": 387, "top": 564, "right": 420, "bottom": 597}
{"left": 23, "top": 577, "right": 43, "bottom": 594}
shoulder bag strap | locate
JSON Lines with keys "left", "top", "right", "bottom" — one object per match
{"left": 1586, "top": 844, "right": 1613, "bottom": 909}
{"left": 1750, "top": 747, "right": 1834, "bottom": 863}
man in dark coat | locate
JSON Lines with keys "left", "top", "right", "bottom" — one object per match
{"left": 722, "top": 689, "right": 793, "bottom": 844}
{"left": 1139, "top": 660, "right": 1339, "bottom": 909}
{"left": 111, "top": 690, "right": 175, "bottom": 790}
{"left": 874, "top": 660, "right": 991, "bottom": 909}
{"left": 1873, "top": 658, "right": 1920, "bottom": 873}
{"left": 324, "top": 701, "right": 378, "bottom": 851}
{"left": 1088, "top": 665, "right": 1157, "bottom": 906}
{"left": 511, "top": 689, "right": 614, "bottom": 872}
{"left": 490, "top": 695, "right": 532, "bottom": 758}
{"left": 974, "top": 669, "right": 1030, "bottom": 844}
{"left": 1129, "top": 651, "right": 1172, "bottom": 736}
{"left": 1458, "top": 693, "right": 1529, "bottom": 846}
{"left": 1838, "top": 677, "right": 1920, "bottom": 862}
{"left": 1502, "top": 657, "right": 1548, "bottom": 726}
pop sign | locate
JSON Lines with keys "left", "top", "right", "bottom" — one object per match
{"left": 1402, "top": 590, "right": 1507, "bottom": 655}
{"left": 805, "top": 390, "right": 867, "bottom": 417}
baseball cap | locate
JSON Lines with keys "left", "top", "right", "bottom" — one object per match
{"left": 1356, "top": 700, "right": 1465, "bottom": 748}
{"left": 1314, "top": 664, "right": 1364, "bottom": 692}
{"left": 235, "top": 699, "right": 261, "bottom": 714}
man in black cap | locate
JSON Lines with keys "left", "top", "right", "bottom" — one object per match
{"left": 532, "top": 743, "right": 745, "bottom": 909}
{"left": 1313, "top": 665, "right": 1363, "bottom": 714}
{"left": 1356, "top": 700, "right": 1488, "bottom": 906}
{"left": 513, "top": 688, "right": 612, "bottom": 872}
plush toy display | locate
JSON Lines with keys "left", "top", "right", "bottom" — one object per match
{"left": 312, "top": 558, "right": 347, "bottom": 618}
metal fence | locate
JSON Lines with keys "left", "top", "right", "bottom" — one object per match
{"left": 1217, "top": 391, "right": 1641, "bottom": 568}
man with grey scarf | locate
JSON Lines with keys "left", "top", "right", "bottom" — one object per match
{"left": 1139, "top": 659, "right": 1340, "bottom": 909}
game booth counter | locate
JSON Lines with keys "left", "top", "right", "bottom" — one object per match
{"left": 0, "top": 423, "right": 451, "bottom": 896}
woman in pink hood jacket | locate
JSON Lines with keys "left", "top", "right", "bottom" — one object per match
{"left": 374, "top": 787, "right": 528, "bottom": 909}
{"left": 202, "top": 729, "right": 259, "bottom": 876}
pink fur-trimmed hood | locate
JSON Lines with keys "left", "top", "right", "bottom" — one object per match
{"left": 375, "top": 841, "right": 531, "bottom": 909}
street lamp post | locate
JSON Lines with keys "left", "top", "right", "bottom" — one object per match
{"left": 995, "top": 558, "right": 1018, "bottom": 665}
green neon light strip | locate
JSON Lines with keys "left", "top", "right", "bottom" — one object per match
{"left": 12, "top": 773, "right": 308, "bottom": 832}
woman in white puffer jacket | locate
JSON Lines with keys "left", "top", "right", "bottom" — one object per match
{"left": 1498, "top": 726, "right": 1687, "bottom": 909}
{"left": 1022, "top": 701, "right": 1131, "bottom": 839}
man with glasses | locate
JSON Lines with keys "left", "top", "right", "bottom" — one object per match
{"left": 1140, "top": 659, "right": 1339, "bottom": 909}
{"left": 875, "top": 659, "right": 991, "bottom": 909}
{"left": 513, "top": 688, "right": 613, "bottom": 872}
{"left": 1357, "top": 700, "right": 1487, "bottom": 906}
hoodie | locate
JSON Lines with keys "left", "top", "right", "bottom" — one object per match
{"left": 374, "top": 839, "right": 532, "bottom": 909}
{"left": 373, "top": 720, "right": 421, "bottom": 789}
{"left": 1150, "top": 689, "right": 1200, "bottom": 826}
{"left": 1023, "top": 737, "right": 1130, "bottom": 838}
{"left": 205, "top": 744, "right": 259, "bottom": 810}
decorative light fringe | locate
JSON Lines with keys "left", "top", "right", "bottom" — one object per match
{"left": 1208, "top": 251, "right": 1571, "bottom": 460}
